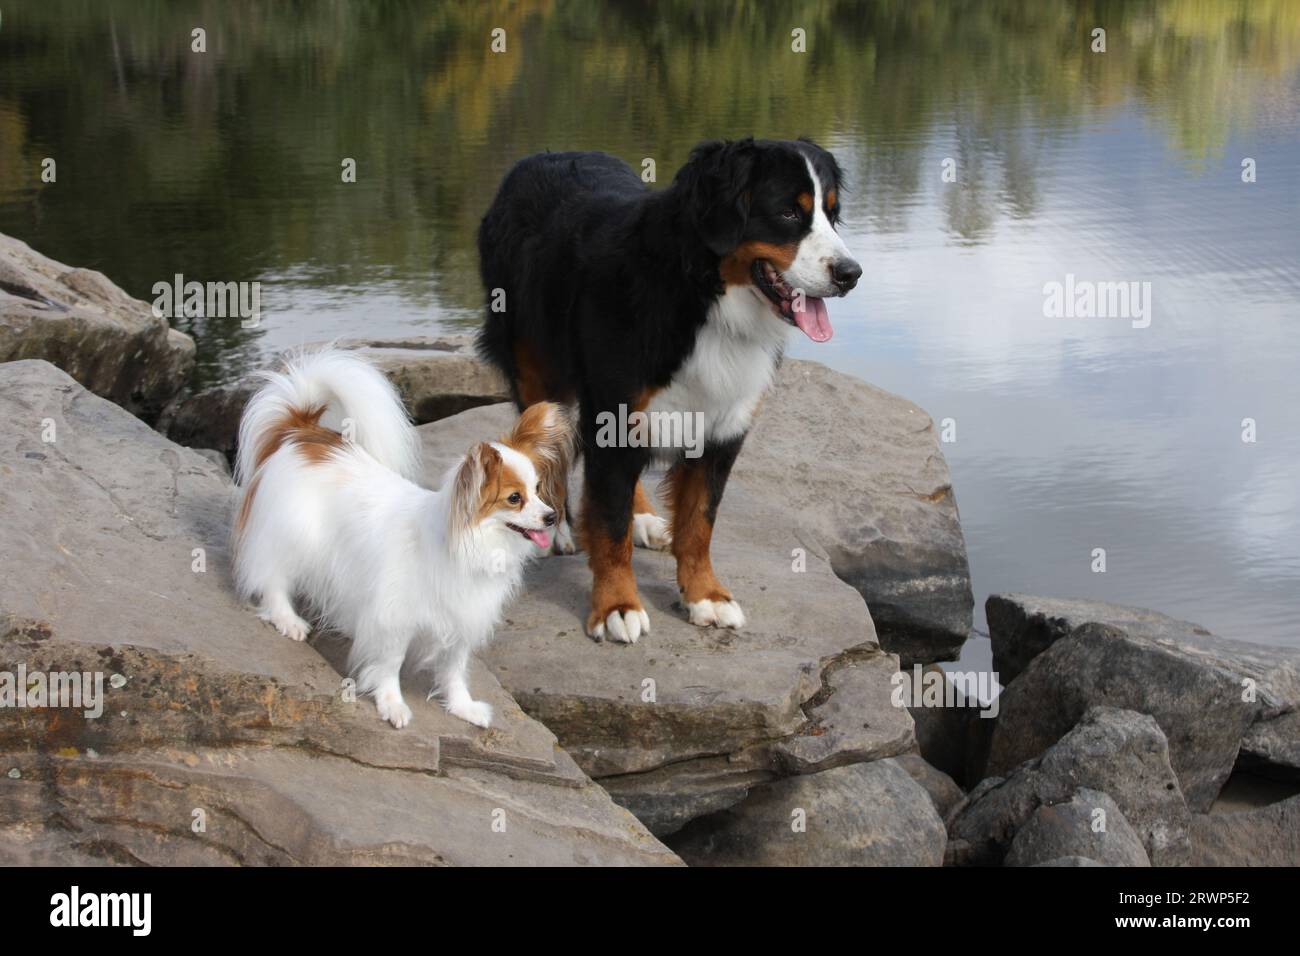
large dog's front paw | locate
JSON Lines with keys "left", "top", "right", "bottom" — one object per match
{"left": 686, "top": 597, "right": 746, "bottom": 630}
{"left": 588, "top": 604, "right": 650, "bottom": 644}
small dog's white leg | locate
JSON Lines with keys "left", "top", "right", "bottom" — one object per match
{"left": 357, "top": 650, "right": 412, "bottom": 729}
{"left": 435, "top": 648, "right": 493, "bottom": 728}
{"left": 257, "top": 586, "right": 311, "bottom": 642}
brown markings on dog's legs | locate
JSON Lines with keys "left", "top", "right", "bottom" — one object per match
{"left": 632, "top": 479, "right": 658, "bottom": 518}
{"left": 665, "top": 437, "right": 745, "bottom": 606}
{"left": 581, "top": 482, "right": 643, "bottom": 635}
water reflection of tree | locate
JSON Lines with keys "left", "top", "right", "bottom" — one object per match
{"left": 0, "top": 0, "right": 1296, "bottom": 382}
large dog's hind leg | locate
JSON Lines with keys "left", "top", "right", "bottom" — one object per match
{"left": 666, "top": 437, "right": 746, "bottom": 629}
{"left": 631, "top": 479, "right": 671, "bottom": 550}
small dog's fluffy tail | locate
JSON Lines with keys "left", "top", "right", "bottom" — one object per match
{"left": 234, "top": 348, "right": 421, "bottom": 485}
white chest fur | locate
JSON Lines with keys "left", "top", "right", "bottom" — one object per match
{"left": 647, "top": 286, "right": 790, "bottom": 448}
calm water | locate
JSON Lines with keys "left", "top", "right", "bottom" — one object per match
{"left": 2, "top": 1, "right": 1298, "bottom": 655}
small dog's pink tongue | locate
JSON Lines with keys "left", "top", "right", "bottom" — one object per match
{"left": 526, "top": 528, "right": 552, "bottom": 549}
{"left": 793, "top": 296, "right": 833, "bottom": 342}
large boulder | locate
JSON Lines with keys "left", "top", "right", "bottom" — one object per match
{"left": 0, "top": 360, "right": 675, "bottom": 866}
{"left": 948, "top": 707, "right": 1191, "bottom": 866}
{"left": 1003, "top": 789, "right": 1151, "bottom": 867}
{"left": 0, "top": 233, "right": 194, "bottom": 421}
{"left": 1187, "top": 794, "right": 1300, "bottom": 866}
{"left": 159, "top": 335, "right": 509, "bottom": 460}
{"left": 736, "top": 361, "right": 973, "bottom": 665}
{"left": 666, "top": 758, "right": 947, "bottom": 866}
{"left": 894, "top": 752, "right": 965, "bottom": 819}
{"left": 986, "top": 595, "right": 1300, "bottom": 808}
{"left": 419, "top": 398, "right": 918, "bottom": 837}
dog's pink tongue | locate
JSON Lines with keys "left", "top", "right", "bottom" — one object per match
{"left": 526, "top": 528, "right": 552, "bottom": 550}
{"left": 793, "top": 296, "right": 833, "bottom": 342}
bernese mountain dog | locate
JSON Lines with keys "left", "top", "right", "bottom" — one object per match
{"left": 477, "top": 137, "right": 861, "bottom": 644}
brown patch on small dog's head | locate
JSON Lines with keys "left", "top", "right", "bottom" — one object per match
{"left": 796, "top": 191, "right": 814, "bottom": 213}
{"left": 502, "top": 402, "right": 573, "bottom": 515}
{"left": 475, "top": 449, "right": 529, "bottom": 524}
{"left": 825, "top": 188, "right": 837, "bottom": 212}
{"left": 448, "top": 441, "right": 536, "bottom": 542}
{"left": 720, "top": 240, "right": 799, "bottom": 287}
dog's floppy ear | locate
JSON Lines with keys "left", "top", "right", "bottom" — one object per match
{"left": 448, "top": 441, "right": 502, "bottom": 543}
{"left": 503, "top": 402, "right": 574, "bottom": 510}
{"left": 677, "top": 138, "right": 758, "bottom": 257}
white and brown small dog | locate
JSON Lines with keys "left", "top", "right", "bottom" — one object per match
{"left": 232, "top": 348, "right": 570, "bottom": 729}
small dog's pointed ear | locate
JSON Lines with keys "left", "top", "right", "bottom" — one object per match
{"left": 504, "top": 402, "right": 574, "bottom": 508}
{"left": 677, "top": 138, "right": 758, "bottom": 257}
{"left": 449, "top": 442, "right": 501, "bottom": 542}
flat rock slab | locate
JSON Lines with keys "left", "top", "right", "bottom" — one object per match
{"left": 736, "top": 360, "right": 973, "bottom": 665}
{"left": 160, "top": 335, "right": 509, "bottom": 459}
{"left": 987, "top": 594, "right": 1300, "bottom": 807}
{"left": 0, "top": 360, "right": 675, "bottom": 866}
{"left": 0, "top": 233, "right": 193, "bottom": 420}
{"left": 419, "top": 399, "right": 916, "bottom": 833}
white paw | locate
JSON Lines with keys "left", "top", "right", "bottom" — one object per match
{"left": 632, "top": 512, "right": 672, "bottom": 550}
{"left": 376, "top": 691, "right": 413, "bottom": 729}
{"left": 551, "top": 518, "right": 576, "bottom": 555}
{"left": 446, "top": 698, "right": 493, "bottom": 728}
{"left": 687, "top": 598, "right": 746, "bottom": 630}
{"left": 590, "top": 608, "right": 650, "bottom": 644}
{"left": 260, "top": 609, "right": 311, "bottom": 642}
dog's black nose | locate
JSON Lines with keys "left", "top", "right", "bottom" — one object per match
{"left": 830, "top": 258, "right": 862, "bottom": 293}
{"left": 832, "top": 257, "right": 863, "bottom": 291}
{"left": 543, "top": 511, "right": 557, "bottom": 527}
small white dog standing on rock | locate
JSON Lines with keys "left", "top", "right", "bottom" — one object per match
{"left": 232, "top": 348, "right": 571, "bottom": 729}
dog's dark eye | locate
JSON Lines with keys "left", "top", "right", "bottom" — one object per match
{"left": 507, "top": 492, "right": 522, "bottom": 505}
{"left": 780, "top": 207, "right": 799, "bottom": 221}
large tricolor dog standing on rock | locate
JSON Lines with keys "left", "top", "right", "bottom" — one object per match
{"left": 478, "top": 137, "right": 862, "bottom": 643}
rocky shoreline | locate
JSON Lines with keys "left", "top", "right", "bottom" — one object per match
{"left": 1, "top": 234, "right": 1296, "bottom": 866}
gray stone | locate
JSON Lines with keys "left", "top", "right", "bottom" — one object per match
{"left": 667, "top": 758, "right": 946, "bottom": 866}
{"left": 736, "top": 360, "right": 973, "bottom": 665}
{"left": 1032, "top": 856, "right": 1104, "bottom": 867}
{"left": 0, "top": 233, "right": 193, "bottom": 421}
{"left": 419, "top": 401, "right": 915, "bottom": 834}
{"left": 1005, "top": 789, "right": 1151, "bottom": 867}
{"left": 1187, "top": 794, "right": 1300, "bottom": 866}
{"left": 0, "top": 360, "right": 676, "bottom": 866}
{"left": 160, "top": 335, "right": 509, "bottom": 458}
{"left": 1240, "top": 710, "right": 1300, "bottom": 782}
{"left": 986, "top": 594, "right": 1300, "bottom": 793}
{"left": 894, "top": 752, "right": 965, "bottom": 819}
{"left": 192, "top": 448, "right": 231, "bottom": 477}
{"left": 990, "top": 630, "right": 1267, "bottom": 811}
{"left": 948, "top": 707, "right": 1190, "bottom": 866}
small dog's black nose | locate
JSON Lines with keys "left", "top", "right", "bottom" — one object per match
{"left": 543, "top": 511, "right": 557, "bottom": 527}
{"left": 830, "top": 258, "right": 862, "bottom": 293}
